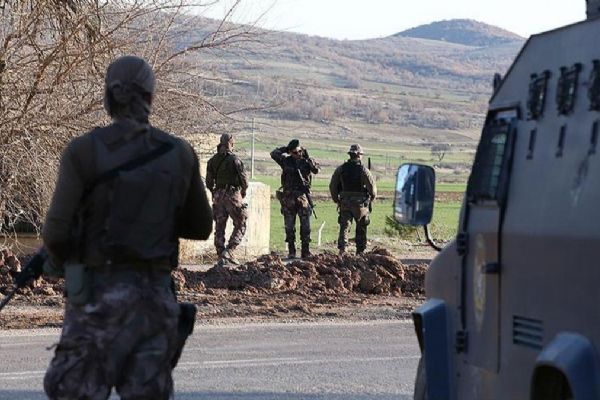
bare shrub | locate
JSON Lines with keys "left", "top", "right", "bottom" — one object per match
{"left": 0, "top": 0, "right": 261, "bottom": 235}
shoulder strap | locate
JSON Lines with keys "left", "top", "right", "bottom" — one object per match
{"left": 339, "top": 161, "right": 349, "bottom": 191}
{"left": 82, "top": 141, "right": 174, "bottom": 200}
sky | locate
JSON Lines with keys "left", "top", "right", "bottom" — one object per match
{"left": 200, "top": 0, "right": 587, "bottom": 40}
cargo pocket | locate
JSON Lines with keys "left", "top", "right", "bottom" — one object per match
{"left": 64, "top": 263, "right": 90, "bottom": 306}
{"left": 44, "top": 342, "right": 89, "bottom": 399}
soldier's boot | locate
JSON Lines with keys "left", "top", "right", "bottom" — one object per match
{"left": 338, "top": 248, "right": 345, "bottom": 256}
{"left": 221, "top": 249, "right": 240, "bottom": 265}
{"left": 287, "top": 242, "right": 296, "bottom": 259}
{"left": 301, "top": 242, "right": 312, "bottom": 259}
{"left": 216, "top": 247, "right": 226, "bottom": 265}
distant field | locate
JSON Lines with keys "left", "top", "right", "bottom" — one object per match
{"left": 252, "top": 175, "right": 465, "bottom": 196}
{"left": 267, "top": 195, "right": 462, "bottom": 251}
{"left": 235, "top": 131, "right": 469, "bottom": 251}
{"left": 235, "top": 133, "right": 475, "bottom": 186}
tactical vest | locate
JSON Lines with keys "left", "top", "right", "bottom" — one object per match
{"left": 281, "top": 158, "right": 310, "bottom": 191}
{"left": 90, "top": 126, "right": 184, "bottom": 263}
{"left": 341, "top": 160, "right": 366, "bottom": 193}
{"left": 214, "top": 153, "right": 241, "bottom": 187}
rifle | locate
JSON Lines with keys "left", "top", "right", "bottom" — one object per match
{"left": 0, "top": 249, "right": 46, "bottom": 312}
{"left": 296, "top": 169, "right": 317, "bottom": 219}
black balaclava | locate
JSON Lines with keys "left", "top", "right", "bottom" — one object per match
{"left": 103, "top": 55, "right": 155, "bottom": 131}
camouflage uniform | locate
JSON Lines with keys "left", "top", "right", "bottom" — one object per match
{"left": 206, "top": 135, "right": 249, "bottom": 262}
{"left": 330, "top": 144, "right": 377, "bottom": 254}
{"left": 44, "top": 278, "right": 179, "bottom": 400}
{"left": 42, "top": 56, "right": 213, "bottom": 400}
{"left": 271, "top": 142, "right": 319, "bottom": 258}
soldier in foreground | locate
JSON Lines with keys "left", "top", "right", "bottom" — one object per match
{"left": 271, "top": 139, "right": 320, "bottom": 259}
{"left": 330, "top": 144, "right": 377, "bottom": 255}
{"left": 206, "top": 133, "right": 249, "bottom": 265}
{"left": 41, "top": 55, "right": 213, "bottom": 400}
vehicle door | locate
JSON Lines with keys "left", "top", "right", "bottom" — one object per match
{"left": 459, "top": 109, "right": 518, "bottom": 372}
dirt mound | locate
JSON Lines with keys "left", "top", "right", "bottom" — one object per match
{"left": 0, "top": 248, "right": 427, "bottom": 300}
{"left": 181, "top": 247, "right": 425, "bottom": 297}
{"left": 401, "top": 264, "right": 427, "bottom": 297}
{"left": 0, "top": 248, "right": 21, "bottom": 285}
{"left": 0, "top": 249, "right": 64, "bottom": 297}
{"left": 0, "top": 248, "right": 428, "bottom": 329}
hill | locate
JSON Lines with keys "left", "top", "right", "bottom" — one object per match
{"left": 395, "top": 19, "right": 524, "bottom": 47}
{"left": 182, "top": 18, "right": 524, "bottom": 141}
{"left": 176, "top": 17, "right": 525, "bottom": 182}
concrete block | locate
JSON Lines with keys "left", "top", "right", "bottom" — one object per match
{"left": 180, "top": 181, "right": 271, "bottom": 263}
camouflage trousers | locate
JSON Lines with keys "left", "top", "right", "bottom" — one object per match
{"left": 338, "top": 204, "right": 370, "bottom": 253}
{"left": 44, "top": 277, "right": 180, "bottom": 400}
{"left": 280, "top": 191, "right": 312, "bottom": 244}
{"left": 213, "top": 188, "right": 248, "bottom": 255}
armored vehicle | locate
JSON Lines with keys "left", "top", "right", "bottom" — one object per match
{"left": 395, "top": 1, "right": 600, "bottom": 398}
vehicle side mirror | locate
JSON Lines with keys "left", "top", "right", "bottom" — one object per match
{"left": 394, "top": 164, "right": 435, "bottom": 226}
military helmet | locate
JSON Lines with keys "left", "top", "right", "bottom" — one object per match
{"left": 220, "top": 133, "right": 234, "bottom": 144}
{"left": 287, "top": 139, "right": 300, "bottom": 152}
{"left": 348, "top": 144, "right": 364, "bottom": 155}
{"left": 104, "top": 55, "right": 155, "bottom": 117}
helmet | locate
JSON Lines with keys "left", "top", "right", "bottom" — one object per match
{"left": 348, "top": 144, "right": 364, "bottom": 155}
{"left": 220, "top": 133, "right": 234, "bottom": 145}
{"left": 287, "top": 139, "right": 300, "bottom": 152}
{"left": 103, "top": 55, "right": 155, "bottom": 121}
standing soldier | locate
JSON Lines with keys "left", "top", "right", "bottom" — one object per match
{"left": 206, "top": 133, "right": 249, "bottom": 265}
{"left": 42, "top": 56, "right": 213, "bottom": 400}
{"left": 330, "top": 144, "right": 377, "bottom": 255}
{"left": 271, "top": 139, "right": 320, "bottom": 259}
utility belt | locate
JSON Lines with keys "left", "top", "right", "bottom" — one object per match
{"left": 276, "top": 188, "right": 302, "bottom": 201}
{"left": 339, "top": 191, "right": 370, "bottom": 207}
{"left": 215, "top": 184, "right": 241, "bottom": 191}
{"left": 65, "top": 261, "right": 172, "bottom": 306}
{"left": 63, "top": 260, "right": 197, "bottom": 370}
{"left": 91, "top": 264, "right": 172, "bottom": 286}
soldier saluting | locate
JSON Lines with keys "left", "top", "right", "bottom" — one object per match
{"left": 330, "top": 144, "right": 377, "bottom": 255}
{"left": 206, "top": 133, "right": 249, "bottom": 265}
{"left": 271, "top": 139, "right": 320, "bottom": 259}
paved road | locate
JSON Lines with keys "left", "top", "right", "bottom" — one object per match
{"left": 0, "top": 320, "right": 419, "bottom": 399}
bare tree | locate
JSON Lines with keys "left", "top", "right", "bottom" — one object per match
{"left": 431, "top": 143, "right": 451, "bottom": 162}
{"left": 0, "top": 0, "right": 262, "bottom": 237}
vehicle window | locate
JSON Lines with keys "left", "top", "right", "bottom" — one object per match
{"left": 467, "top": 116, "right": 515, "bottom": 204}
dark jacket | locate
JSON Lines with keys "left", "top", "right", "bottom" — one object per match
{"left": 270, "top": 146, "right": 319, "bottom": 192}
{"left": 206, "top": 146, "right": 249, "bottom": 193}
{"left": 329, "top": 159, "right": 377, "bottom": 204}
{"left": 42, "top": 122, "right": 213, "bottom": 267}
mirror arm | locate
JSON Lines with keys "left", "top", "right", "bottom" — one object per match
{"left": 423, "top": 225, "right": 442, "bottom": 252}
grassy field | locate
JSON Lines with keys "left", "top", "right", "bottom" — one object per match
{"left": 267, "top": 192, "right": 463, "bottom": 251}
{"left": 252, "top": 175, "right": 465, "bottom": 196}
{"left": 235, "top": 133, "right": 476, "bottom": 186}
{"left": 236, "top": 133, "right": 470, "bottom": 251}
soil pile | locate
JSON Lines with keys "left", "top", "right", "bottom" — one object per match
{"left": 0, "top": 248, "right": 21, "bottom": 285}
{"left": 0, "top": 247, "right": 428, "bottom": 328}
{"left": 0, "top": 247, "right": 426, "bottom": 298}
{"left": 181, "top": 247, "right": 425, "bottom": 297}
{"left": 0, "top": 249, "right": 63, "bottom": 297}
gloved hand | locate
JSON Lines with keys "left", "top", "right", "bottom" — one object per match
{"left": 14, "top": 250, "right": 46, "bottom": 287}
{"left": 287, "top": 139, "right": 300, "bottom": 152}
